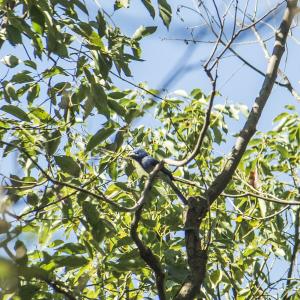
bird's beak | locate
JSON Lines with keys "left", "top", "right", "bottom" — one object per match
{"left": 128, "top": 151, "right": 137, "bottom": 159}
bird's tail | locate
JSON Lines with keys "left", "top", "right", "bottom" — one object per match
{"left": 168, "top": 180, "right": 188, "bottom": 205}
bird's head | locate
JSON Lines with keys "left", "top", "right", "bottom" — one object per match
{"left": 128, "top": 148, "right": 149, "bottom": 160}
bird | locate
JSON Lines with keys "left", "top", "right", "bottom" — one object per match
{"left": 128, "top": 148, "right": 187, "bottom": 205}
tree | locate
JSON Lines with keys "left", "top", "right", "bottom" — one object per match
{"left": 0, "top": 0, "right": 299, "bottom": 299}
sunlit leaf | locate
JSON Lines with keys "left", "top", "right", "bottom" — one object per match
{"left": 132, "top": 26, "right": 157, "bottom": 41}
{"left": 54, "top": 155, "right": 81, "bottom": 177}
{"left": 1, "top": 55, "right": 20, "bottom": 68}
{"left": 141, "top": 0, "right": 155, "bottom": 18}
{"left": 114, "top": 0, "right": 129, "bottom": 10}
{"left": 1, "top": 105, "right": 30, "bottom": 122}
{"left": 210, "top": 269, "right": 222, "bottom": 288}
{"left": 86, "top": 126, "right": 115, "bottom": 151}
{"left": 158, "top": 0, "right": 172, "bottom": 29}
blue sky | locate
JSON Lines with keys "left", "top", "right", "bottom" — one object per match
{"left": 98, "top": 0, "right": 299, "bottom": 132}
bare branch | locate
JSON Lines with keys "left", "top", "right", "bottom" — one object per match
{"left": 223, "top": 191, "right": 300, "bottom": 205}
{"left": 205, "top": 0, "right": 298, "bottom": 205}
{"left": 164, "top": 71, "right": 217, "bottom": 167}
{"left": 252, "top": 18, "right": 300, "bottom": 102}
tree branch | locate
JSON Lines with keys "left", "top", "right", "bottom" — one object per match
{"left": 174, "top": 197, "right": 208, "bottom": 300}
{"left": 130, "top": 162, "right": 166, "bottom": 300}
{"left": 206, "top": 0, "right": 298, "bottom": 205}
{"left": 282, "top": 207, "right": 300, "bottom": 299}
{"left": 164, "top": 71, "right": 217, "bottom": 167}
{"left": 252, "top": 25, "right": 300, "bottom": 102}
{"left": 223, "top": 191, "right": 300, "bottom": 205}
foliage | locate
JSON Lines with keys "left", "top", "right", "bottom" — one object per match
{"left": 0, "top": 0, "right": 299, "bottom": 299}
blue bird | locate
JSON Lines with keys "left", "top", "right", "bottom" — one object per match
{"left": 129, "top": 148, "right": 187, "bottom": 204}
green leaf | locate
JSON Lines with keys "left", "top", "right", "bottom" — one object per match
{"left": 1, "top": 105, "right": 30, "bottom": 122}
{"left": 231, "top": 265, "right": 244, "bottom": 284}
{"left": 2, "top": 140, "right": 18, "bottom": 157}
{"left": 115, "top": 236, "right": 133, "bottom": 248}
{"left": 212, "top": 126, "right": 222, "bottom": 144}
{"left": 55, "top": 243, "right": 85, "bottom": 254}
{"left": 273, "top": 112, "right": 289, "bottom": 124}
{"left": 141, "top": 0, "right": 155, "bottom": 18}
{"left": 14, "top": 240, "right": 28, "bottom": 265}
{"left": 96, "top": 11, "right": 106, "bottom": 37}
{"left": 30, "top": 5, "right": 45, "bottom": 34}
{"left": 55, "top": 43, "right": 68, "bottom": 57}
{"left": 111, "top": 250, "right": 145, "bottom": 272}
{"left": 27, "top": 84, "right": 40, "bottom": 103}
{"left": 27, "top": 192, "right": 39, "bottom": 206}
{"left": 4, "top": 83, "right": 18, "bottom": 100}
{"left": 88, "top": 31, "right": 105, "bottom": 49}
{"left": 114, "top": 0, "right": 129, "bottom": 10}
{"left": 167, "top": 264, "right": 188, "bottom": 283}
{"left": 54, "top": 155, "right": 81, "bottom": 177}
{"left": 108, "top": 99, "right": 127, "bottom": 117}
{"left": 132, "top": 26, "right": 157, "bottom": 41}
{"left": 210, "top": 269, "right": 222, "bottom": 288}
{"left": 258, "top": 199, "right": 266, "bottom": 218}
{"left": 86, "top": 126, "right": 115, "bottom": 151}
{"left": 24, "top": 60, "right": 37, "bottom": 69}
{"left": 82, "top": 202, "right": 106, "bottom": 243}
{"left": 19, "top": 285, "right": 39, "bottom": 299}
{"left": 108, "top": 91, "right": 129, "bottom": 99}
{"left": 6, "top": 25, "right": 22, "bottom": 45}
{"left": 38, "top": 221, "right": 51, "bottom": 245}
{"left": 83, "top": 95, "right": 94, "bottom": 119}
{"left": 74, "top": 0, "right": 89, "bottom": 15}
{"left": 45, "top": 130, "right": 61, "bottom": 155}
{"left": 260, "top": 161, "right": 272, "bottom": 176}
{"left": 274, "top": 248, "right": 285, "bottom": 257}
{"left": 276, "top": 144, "right": 289, "bottom": 159}
{"left": 108, "top": 160, "right": 117, "bottom": 181}
{"left": 42, "top": 66, "right": 66, "bottom": 79}
{"left": 91, "top": 220, "right": 106, "bottom": 243}
{"left": 227, "top": 105, "right": 239, "bottom": 120}
{"left": 11, "top": 72, "right": 33, "bottom": 83}
{"left": 191, "top": 88, "right": 203, "bottom": 99}
{"left": 243, "top": 247, "right": 257, "bottom": 257}
{"left": 82, "top": 202, "right": 99, "bottom": 226}
{"left": 56, "top": 256, "right": 88, "bottom": 268}
{"left": 112, "top": 129, "right": 125, "bottom": 151}
{"left": 90, "top": 85, "right": 109, "bottom": 118}
{"left": 235, "top": 215, "right": 243, "bottom": 223}
{"left": 30, "top": 107, "right": 51, "bottom": 121}
{"left": 1, "top": 55, "right": 20, "bottom": 68}
{"left": 285, "top": 104, "right": 296, "bottom": 110}
{"left": 158, "top": 0, "right": 172, "bottom": 29}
